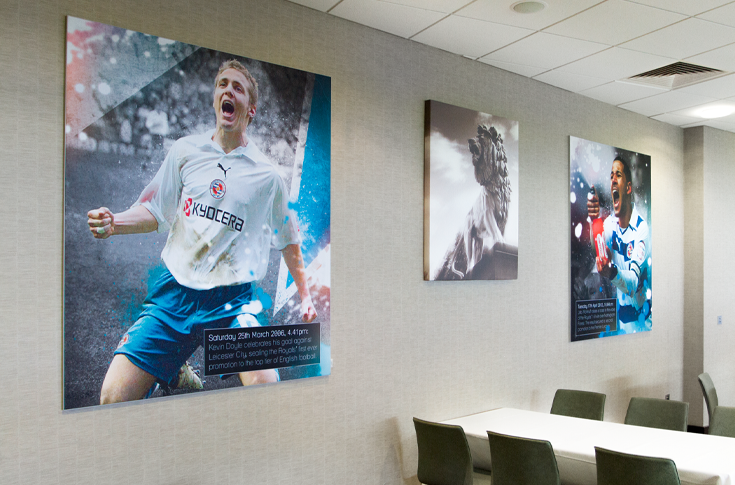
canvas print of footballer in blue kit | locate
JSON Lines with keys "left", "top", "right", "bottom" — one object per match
{"left": 63, "top": 17, "right": 331, "bottom": 409}
{"left": 570, "top": 136, "right": 651, "bottom": 342}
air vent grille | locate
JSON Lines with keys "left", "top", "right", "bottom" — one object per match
{"left": 620, "top": 62, "right": 728, "bottom": 90}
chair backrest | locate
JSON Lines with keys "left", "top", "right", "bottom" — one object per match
{"left": 624, "top": 397, "right": 689, "bottom": 432}
{"left": 595, "top": 446, "right": 681, "bottom": 485}
{"left": 698, "top": 372, "right": 719, "bottom": 425}
{"left": 413, "top": 417, "right": 473, "bottom": 485}
{"left": 709, "top": 405, "right": 735, "bottom": 438}
{"left": 487, "top": 431, "right": 561, "bottom": 485}
{"left": 550, "top": 389, "right": 606, "bottom": 421}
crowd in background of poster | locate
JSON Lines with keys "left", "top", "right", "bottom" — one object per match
{"left": 63, "top": 17, "right": 331, "bottom": 409}
{"left": 570, "top": 136, "right": 652, "bottom": 342}
{"left": 424, "top": 100, "right": 519, "bottom": 281}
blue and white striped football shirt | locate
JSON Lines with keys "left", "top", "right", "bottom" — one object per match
{"left": 603, "top": 206, "right": 652, "bottom": 333}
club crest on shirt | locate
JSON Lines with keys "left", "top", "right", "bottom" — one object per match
{"left": 116, "top": 333, "right": 129, "bottom": 349}
{"left": 635, "top": 241, "right": 645, "bottom": 262}
{"left": 210, "top": 179, "right": 226, "bottom": 199}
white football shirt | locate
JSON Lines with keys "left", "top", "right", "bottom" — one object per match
{"left": 603, "top": 205, "right": 651, "bottom": 331}
{"left": 135, "top": 131, "right": 300, "bottom": 290}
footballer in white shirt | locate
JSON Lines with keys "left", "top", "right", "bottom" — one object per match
{"left": 88, "top": 60, "right": 317, "bottom": 404}
{"left": 587, "top": 156, "right": 652, "bottom": 334}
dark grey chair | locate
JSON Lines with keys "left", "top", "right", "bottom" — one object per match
{"left": 698, "top": 372, "right": 719, "bottom": 427}
{"left": 487, "top": 431, "right": 560, "bottom": 485}
{"left": 624, "top": 397, "right": 688, "bottom": 432}
{"left": 550, "top": 389, "right": 606, "bottom": 421}
{"left": 413, "top": 417, "right": 473, "bottom": 485}
{"left": 709, "top": 405, "right": 735, "bottom": 438}
{"left": 595, "top": 446, "right": 681, "bottom": 485}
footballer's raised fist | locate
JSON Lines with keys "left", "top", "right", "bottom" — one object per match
{"left": 587, "top": 186, "right": 600, "bottom": 219}
{"left": 88, "top": 207, "right": 115, "bottom": 239}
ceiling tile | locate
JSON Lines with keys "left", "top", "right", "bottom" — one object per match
{"left": 481, "top": 32, "right": 608, "bottom": 70}
{"left": 686, "top": 43, "right": 735, "bottom": 72}
{"left": 620, "top": 18, "right": 735, "bottom": 59}
{"left": 287, "top": 0, "right": 342, "bottom": 12}
{"left": 650, "top": 113, "right": 700, "bottom": 126}
{"left": 545, "top": 0, "right": 685, "bottom": 45}
{"left": 479, "top": 58, "right": 548, "bottom": 77}
{"left": 292, "top": 0, "right": 735, "bottom": 122}
{"left": 716, "top": 97, "right": 735, "bottom": 123}
{"left": 677, "top": 73, "right": 735, "bottom": 98}
{"left": 716, "top": 114, "right": 735, "bottom": 124}
{"left": 697, "top": 2, "right": 735, "bottom": 28}
{"left": 330, "top": 0, "right": 447, "bottom": 38}
{"left": 377, "top": 0, "right": 474, "bottom": 14}
{"left": 532, "top": 70, "right": 608, "bottom": 92}
{"left": 456, "top": 0, "right": 601, "bottom": 31}
{"left": 579, "top": 81, "right": 665, "bottom": 105}
{"left": 618, "top": 91, "right": 716, "bottom": 117}
{"left": 557, "top": 47, "right": 675, "bottom": 81}
{"left": 682, "top": 119, "right": 735, "bottom": 132}
{"left": 680, "top": 120, "right": 708, "bottom": 128}
{"left": 412, "top": 15, "right": 534, "bottom": 58}
{"left": 625, "top": 0, "right": 732, "bottom": 16}
{"left": 668, "top": 99, "right": 735, "bottom": 120}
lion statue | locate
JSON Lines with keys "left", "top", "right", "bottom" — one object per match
{"left": 434, "top": 124, "right": 512, "bottom": 280}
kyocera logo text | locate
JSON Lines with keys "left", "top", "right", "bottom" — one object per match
{"left": 184, "top": 198, "right": 244, "bottom": 232}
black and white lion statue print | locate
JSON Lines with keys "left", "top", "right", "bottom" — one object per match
{"left": 435, "top": 124, "right": 512, "bottom": 280}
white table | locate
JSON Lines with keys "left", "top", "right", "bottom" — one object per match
{"left": 443, "top": 408, "right": 735, "bottom": 485}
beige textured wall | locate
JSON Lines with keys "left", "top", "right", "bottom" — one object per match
{"left": 1, "top": 0, "right": 688, "bottom": 483}
{"left": 682, "top": 127, "right": 705, "bottom": 426}
{"left": 703, "top": 126, "right": 735, "bottom": 424}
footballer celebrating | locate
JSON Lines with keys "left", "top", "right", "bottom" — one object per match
{"left": 587, "top": 156, "right": 651, "bottom": 334}
{"left": 88, "top": 60, "right": 317, "bottom": 404}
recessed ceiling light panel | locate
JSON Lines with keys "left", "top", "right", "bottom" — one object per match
{"left": 511, "top": 1, "right": 547, "bottom": 14}
{"left": 696, "top": 105, "right": 735, "bottom": 119}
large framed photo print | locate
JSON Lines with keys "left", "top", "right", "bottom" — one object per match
{"left": 570, "top": 137, "right": 651, "bottom": 341}
{"left": 63, "top": 17, "right": 331, "bottom": 409}
{"left": 424, "top": 100, "right": 519, "bottom": 281}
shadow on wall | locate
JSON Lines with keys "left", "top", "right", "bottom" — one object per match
{"left": 384, "top": 416, "right": 421, "bottom": 485}
{"left": 604, "top": 375, "right": 644, "bottom": 420}
{"left": 530, "top": 388, "right": 542, "bottom": 411}
{"left": 391, "top": 414, "right": 492, "bottom": 485}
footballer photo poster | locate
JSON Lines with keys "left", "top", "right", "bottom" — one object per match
{"left": 63, "top": 17, "right": 331, "bottom": 409}
{"left": 570, "top": 136, "right": 651, "bottom": 342}
{"left": 424, "top": 100, "right": 519, "bottom": 281}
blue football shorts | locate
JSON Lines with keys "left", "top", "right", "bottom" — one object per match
{"left": 114, "top": 266, "right": 261, "bottom": 384}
